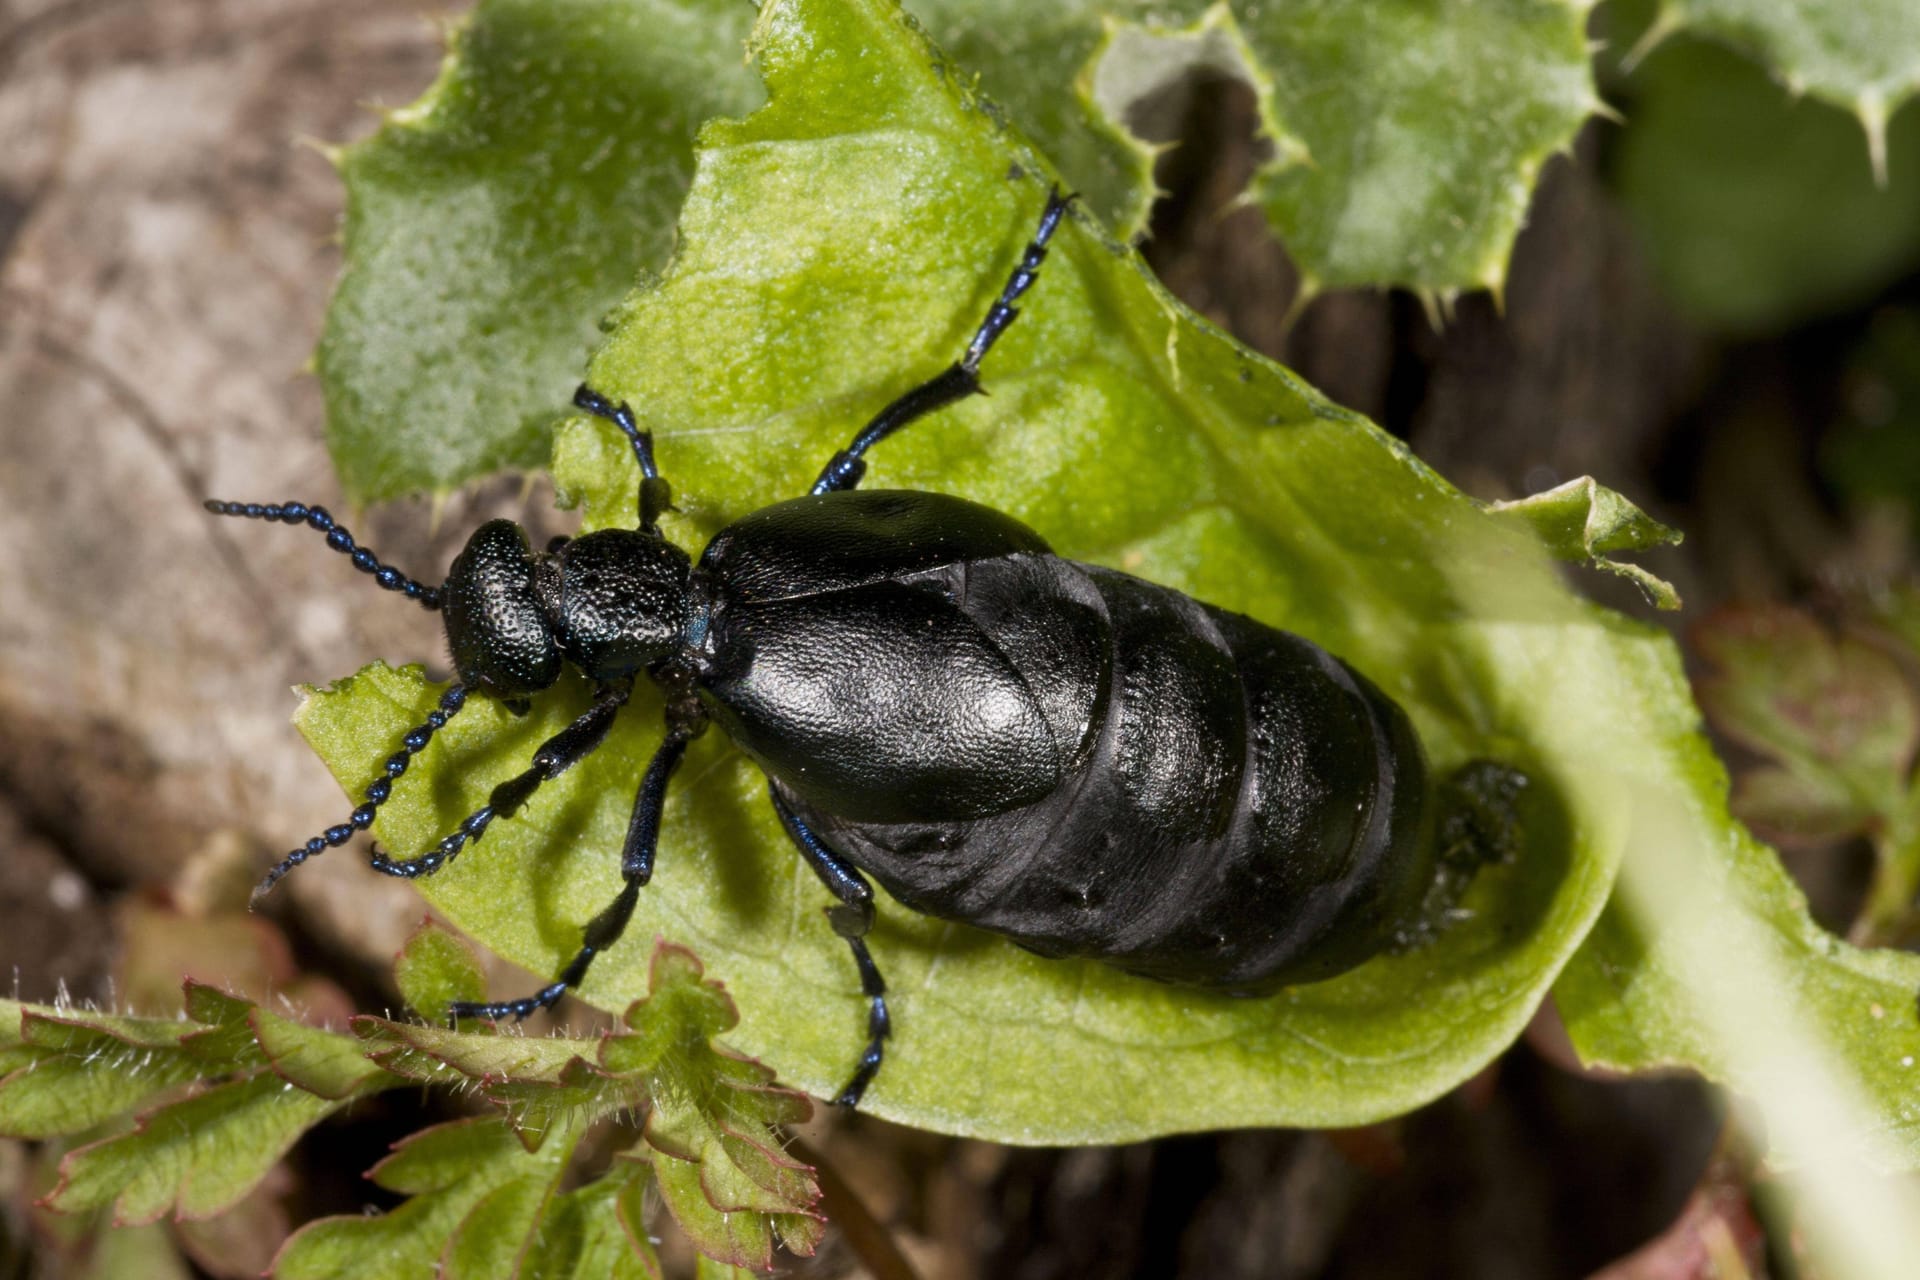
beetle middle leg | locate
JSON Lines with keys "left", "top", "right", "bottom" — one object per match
{"left": 368, "top": 681, "right": 630, "bottom": 882}
{"left": 810, "top": 187, "right": 1076, "bottom": 495}
{"left": 769, "top": 785, "right": 892, "bottom": 1109}
{"left": 448, "top": 711, "right": 702, "bottom": 1023}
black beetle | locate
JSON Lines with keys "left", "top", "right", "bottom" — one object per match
{"left": 208, "top": 189, "right": 1516, "bottom": 1107}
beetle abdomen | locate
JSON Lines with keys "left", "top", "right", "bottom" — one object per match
{"left": 787, "top": 560, "right": 1434, "bottom": 991}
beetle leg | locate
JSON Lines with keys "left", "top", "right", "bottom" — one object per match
{"left": 810, "top": 187, "right": 1077, "bottom": 495}
{"left": 571, "top": 384, "right": 675, "bottom": 533}
{"left": 367, "top": 681, "right": 629, "bottom": 882}
{"left": 249, "top": 684, "right": 470, "bottom": 903}
{"left": 447, "top": 715, "right": 697, "bottom": 1023}
{"left": 203, "top": 499, "right": 444, "bottom": 610}
{"left": 768, "top": 785, "right": 892, "bottom": 1109}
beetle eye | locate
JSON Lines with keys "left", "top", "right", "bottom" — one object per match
{"left": 441, "top": 519, "right": 562, "bottom": 697}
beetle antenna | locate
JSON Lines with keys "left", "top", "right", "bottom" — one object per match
{"left": 249, "top": 683, "right": 468, "bottom": 904}
{"left": 572, "top": 385, "right": 674, "bottom": 533}
{"left": 204, "top": 500, "right": 443, "bottom": 610}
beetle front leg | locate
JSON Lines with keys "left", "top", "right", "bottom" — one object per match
{"left": 448, "top": 715, "right": 698, "bottom": 1023}
{"left": 769, "top": 785, "right": 892, "bottom": 1109}
{"left": 571, "top": 384, "right": 674, "bottom": 533}
{"left": 368, "top": 682, "right": 629, "bottom": 882}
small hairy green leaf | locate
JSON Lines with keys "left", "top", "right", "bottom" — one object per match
{"left": 272, "top": 1117, "right": 544, "bottom": 1279}
{"left": 8, "top": 931, "right": 806, "bottom": 1272}
{"left": 440, "top": 1131, "right": 592, "bottom": 1280}
{"left": 0, "top": 1002, "right": 262, "bottom": 1141}
{"left": 319, "top": 0, "right": 763, "bottom": 501}
{"left": 603, "top": 946, "right": 821, "bottom": 1266}
{"left": 519, "top": 1174, "right": 664, "bottom": 1280}
{"left": 48, "top": 1075, "right": 343, "bottom": 1224}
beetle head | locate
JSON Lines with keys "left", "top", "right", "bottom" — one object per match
{"left": 441, "top": 519, "right": 563, "bottom": 701}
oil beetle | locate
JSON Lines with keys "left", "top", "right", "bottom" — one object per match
{"left": 208, "top": 188, "right": 1516, "bottom": 1108}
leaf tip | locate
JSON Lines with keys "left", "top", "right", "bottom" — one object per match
{"left": 293, "top": 134, "right": 345, "bottom": 170}
{"left": 1619, "top": 9, "right": 1681, "bottom": 75}
{"left": 1855, "top": 93, "right": 1890, "bottom": 187}
{"left": 1588, "top": 95, "right": 1627, "bottom": 127}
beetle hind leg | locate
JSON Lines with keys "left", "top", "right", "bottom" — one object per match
{"left": 769, "top": 785, "right": 892, "bottom": 1109}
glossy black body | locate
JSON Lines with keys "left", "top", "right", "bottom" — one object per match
{"left": 215, "top": 189, "right": 1455, "bottom": 1108}
{"left": 691, "top": 490, "right": 1433, "bottom": 989}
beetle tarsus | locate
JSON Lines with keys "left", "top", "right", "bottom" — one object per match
{"left": 449, "top": 981, "right": 568, "bottom": 1024}
{"left": 771, "top": 786, "right": 893, "bottom": 1108}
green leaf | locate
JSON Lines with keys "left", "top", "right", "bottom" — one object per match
{"left": 357, "top": 1014, "right": 626, "bottom": 1146}
{"left": 1555, "top": 804, "right": 1920, "bottom": 1171}
{"left": 442, "top": 1139, "right": 589, "bottom": 1280}
{"left": 0, "top": 1004, "right": 253, "bottom": 1141}
{"left": 301, "top": 0, "right": 1635, "bottom": 1141}
{"left": 319, "top": 0, "right": 763, "bottom": 502}
{"left": 1695, "top": 606, "right": 1918, "bottom": 827}
{"left": 319, "top": 0, "right": 1603, "bottom": 500}
{"left": 1641, "top": 0, "right": 1920, "bottom": 173}
{"left": 48, "top": 1074, "right": 343, "bottom": 1224}
{"left": 1487, "top": 477, "right": 1684, "bottom": 610}
{"left": 244, "top": 1006, "right": 389, "bottom": 1102}
{"left": 600, "top": 946, "right": 821, "bottom": 1266}
{"left": 80, "top": 1222, "right": 196, "bottom": 1280}
{"left": 1613, "top": 33, "right": 1920, "bottom": 333}
{"left": 272, "top": 1117, "right": 547, "bottom": 1280}
{"left": 518, "top": 1173, "right": 664, "bottom": 1280}
{"left": 785, "top": 0, "right": 1604, "bottom": 295}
